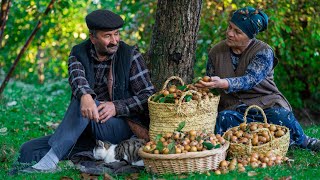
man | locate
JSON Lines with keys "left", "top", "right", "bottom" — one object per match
{"left": 196, "top": 7, "right": 319, "bottom": 152}
{"left": 17, "top": 9, "right": 155, "bottom": 173}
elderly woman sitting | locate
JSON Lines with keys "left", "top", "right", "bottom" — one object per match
{"left": 196, "top": 7, "right": 319, "bottom": 152}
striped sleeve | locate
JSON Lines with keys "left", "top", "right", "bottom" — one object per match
{"left": 68, "top": 55, "right": 96, "bottom": 99}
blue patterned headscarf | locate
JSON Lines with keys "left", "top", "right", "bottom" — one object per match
{"left": 230, "top": 7, "right": 268, "bottom": 39}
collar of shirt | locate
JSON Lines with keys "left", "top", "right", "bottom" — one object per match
{"left": 90, "top": 43, "right": 115, "bottom": 63}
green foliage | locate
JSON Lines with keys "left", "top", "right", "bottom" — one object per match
{"left": 176, "top": 121, "right": 186, "bottom": 132}
{"left": 196, "top": 0, "right": 320, "bottom": 109}
{"left": 1, "top": 0, "right": 319, "bottom": 109}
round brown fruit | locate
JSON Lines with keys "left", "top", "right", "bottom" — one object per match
{"left": 275, "top": 130, "right": 285, "bottom": 137}
{"left": 189, "top": 130, "right": 197, "bottom": 136}
{"left": 202, "top": 76, "right": 211, "bottom": 82}
{"left": 220, "top": 160, "right": 228, "bottom": 167}
{"left": 163, "top": 90, "right": 169, "bottom": 96}
{"left": 168, "top": 85, "right": 177, "bottom": 93}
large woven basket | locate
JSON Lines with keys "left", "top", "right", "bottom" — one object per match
{"left": 223, "top": 105, "right": 290, "bottom": 158}
{"left": 138, "top": 141, "right": 229, "bottom": 175}
{"left": 148, "top": 76, "right": 220, "bottom": 140}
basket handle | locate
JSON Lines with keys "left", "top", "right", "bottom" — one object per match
{"left": 243, "top": 105, "right": 268, "bottom": 124}
{"left": 161, "top": 76, "right": 185, "bottom": 90}
{"left": 247, "top": 127, "right": 274, "bottom": 154}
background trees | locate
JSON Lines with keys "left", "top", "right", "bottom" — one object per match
{"left": 0, "top": 0, "right": 319, "bottom": 113}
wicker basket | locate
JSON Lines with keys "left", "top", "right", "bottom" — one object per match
{"left": 148, "top": 76, "right": 220, "bottom": 140}
{"left": 223, "top": 105, "right": 290, "bottom": 158}
{"left": 138, "top": 141, "right": 229, "bottom": 175}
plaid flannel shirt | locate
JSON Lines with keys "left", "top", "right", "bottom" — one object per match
{"left": 68, "top": 43, "right": 155, "bottom": 116}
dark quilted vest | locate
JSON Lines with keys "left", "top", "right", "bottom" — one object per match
{"left": 70, "top": 40, "right": 133, "bottom": 101}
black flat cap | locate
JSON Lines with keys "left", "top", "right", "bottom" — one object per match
{"left": 85, "top": 9, "right": 124, "bottom": 30}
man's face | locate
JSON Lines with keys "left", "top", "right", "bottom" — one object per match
{"left": 225, "top": 22, "right": 251, "bottom": 48}
{"left": 90, "top": 29, "right": 120, "bottom": 57}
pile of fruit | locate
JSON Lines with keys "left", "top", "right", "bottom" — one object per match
{"left": 142, "top": 122, "right": 226, "bottom": 154}
{"left": 150, "top": 76, "right": 218, "bottom": 104}
{"left": 223, "top": 122, "right": 288, "bottom": 145}
{"left": 214, "top": 151, "right": 289, "bottom": 174}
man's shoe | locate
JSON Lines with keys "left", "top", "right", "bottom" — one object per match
{"left": 306, "top": 137, "right": 320, "bottom": 152}
{"left": 19, "top": 166, "right": 61, "bottom": 174}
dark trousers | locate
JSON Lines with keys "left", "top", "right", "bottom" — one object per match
{"left": 18, "top": 98, "right": 133, "bottom": 163}
{"left": 215, "top": 105, "right": 308, "bottom": 148}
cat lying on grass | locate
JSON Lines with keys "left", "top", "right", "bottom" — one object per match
{"left": 93, "top": 138, "right": 145, "bottom": 166}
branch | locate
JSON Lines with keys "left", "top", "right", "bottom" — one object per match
{"left": 0, "top": 0, "right": 56, "bottom": 95}
{"left": 0, "top": 0, "right": 11, "bottom": 48}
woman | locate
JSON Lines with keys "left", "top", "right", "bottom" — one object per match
{"left": 196, "top": 7, "right": 319, "bottom": 152}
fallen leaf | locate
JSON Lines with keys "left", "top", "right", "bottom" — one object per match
{"left": 279, "top": 176, "right": 292, "bottom": 180}
{"left": 7, "top": 101, "right": 17, "bottom": 107}
{"left": 51, "top": 122, "right": 60, "bottom": 129}
{"left": 0, "top": 127, "right": 7, "bottom": 136}
{"left": 46, "top": 121, "right": 53, "bottom": 126}
{"left": 103, "top": 173, "right": 113, "bottom": 180}
{"left": 125, "top": 173, "right": 140, "bottom": 180}
{"left": 60, "top": 176, "right": 73, "bottom": 180}
{"left": 248, "top": 171, "right": 258, "bottom": 177}
{"left": 178, "top": 175, "right": 188, "bottom": 179}
{"left": 81, "top": 172, "right": 98, "bottom": 180}
{"left": 264, "top": 177, "right": 273, "bottom": 180}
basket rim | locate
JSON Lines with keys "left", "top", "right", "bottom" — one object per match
{"left": 138, "top": 141, "right": 229, "bottom": 160}
{"left": 148, "top": 94, "right": 220, "bottom": 104}
{"left": 222, "top": 122, "right": 290, "bottom": 149}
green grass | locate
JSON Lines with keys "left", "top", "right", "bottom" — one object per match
{"left": 0, "top": 80, "right": 319, "bottom": 180}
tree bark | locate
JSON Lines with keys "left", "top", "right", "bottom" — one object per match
{"left": 147, "top": 0, "right": 202, "bottom": 90}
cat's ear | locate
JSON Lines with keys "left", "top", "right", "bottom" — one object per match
{"left": 97, "top": 140, "right": 104, "bottom": 147}
{"left": 103, "top": 141, "right": 112, "bottom": 149}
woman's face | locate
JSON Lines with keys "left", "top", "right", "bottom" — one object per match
{"left": 225, "top": 22, "right": 251, "bottom": 48}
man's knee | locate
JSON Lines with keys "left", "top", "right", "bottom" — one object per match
{"left": 105, "top": 117, "right": 127, "bottom": 127}
{"left": 18, "top": 141, "right": 37, "bottom": 163}
{"left": 18, "top": 137, "right": 50, "bottom": 163}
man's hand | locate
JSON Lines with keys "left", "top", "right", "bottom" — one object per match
{"left": 195, "top": 76, "right": 229, "bottom": 89}
{"left": 97, "top": 102, "right": 116, "bottom": 123}
{"left": 80, "top": 94, "right": 99, "bottom": 122}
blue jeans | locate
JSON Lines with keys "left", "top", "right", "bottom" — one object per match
{"left": 18, "top": 98, "right": 133, "bottom": 163}
{"left": 215, "top": 105, "right": 307, "bottom": 148}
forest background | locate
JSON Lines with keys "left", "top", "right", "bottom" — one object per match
{"left": 1, "top": 0, "right": 319, "bottom": 122}
{"left": 0, "top": 0, "right": 320, "bottom": 179}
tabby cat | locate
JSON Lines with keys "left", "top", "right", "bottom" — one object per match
{"left": 93, "top": 138, "right": 145, "bottom": 166}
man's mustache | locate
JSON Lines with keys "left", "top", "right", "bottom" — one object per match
{"left": 107, "top": 44, "right": 118, "bottom": 48}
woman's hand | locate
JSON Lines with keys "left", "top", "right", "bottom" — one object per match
{"left": 195, "top": 76, "right": 229, "bottom": 89}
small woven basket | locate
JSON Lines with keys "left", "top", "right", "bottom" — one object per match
{"left": 148, "top": 76, "right": 220, "bottom": 140}
{"left": 223, "top": 105, "right": 290, "bottom": 158}
{"left": 138, "top": 141, "right": 229, "bottom": 175}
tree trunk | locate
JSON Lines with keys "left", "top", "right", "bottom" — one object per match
{"left": 147, "top": 0, "right": 202, "bottom": 90}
